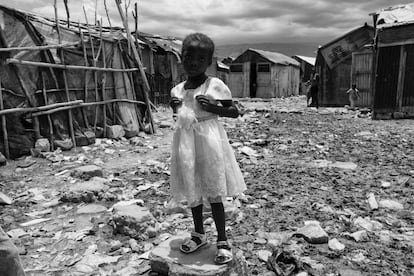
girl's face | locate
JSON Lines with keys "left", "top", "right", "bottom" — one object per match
{"left": 182, "top": 41, "right": 212, "bottom": 77}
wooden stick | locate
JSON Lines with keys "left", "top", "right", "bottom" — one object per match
{"left": 0, "top": 78, "right": 10, "bottom": 159}
{"left": 55, "top": 0, "right": 76, "bottom": 147}
{"left": 0, "top": 42, "right": 83, "bottom": 52}
{"left": 83, "top": 6, "right": 99, "bottom": 132}
{"left": 133, "top": 2, "right": 142, "bottom": 58}
{"left": 63, "top": 0, "right": 70, "bottom": 28}
{"left": 6, "top": 59, "right": 141, "bottom": 72}
{"left": 31, "top": 99, "right": 146, "bottom": 116}
{"left": 0, "top": 100, "right": 83, "bottom": 116}
{"left": 78, "top": 22, "right": 90, "bottom": 129}
{"left": 115, "top": 0, "right": 155, "bottom": 133}
{"left": 104, "top": 0, "right": 112, "bottom": 30}
{"left": 99, "top": 20, "right": 108, "bottom": 137}
{"left": 34, "top": 87, "right": 117, "bottom": 95}
{"left": 41, "top": 72, "right": 54, "bottom": 151}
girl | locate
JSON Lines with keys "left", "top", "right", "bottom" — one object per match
{"left": 169, "top": 33, "right": 246, "bottom": 265}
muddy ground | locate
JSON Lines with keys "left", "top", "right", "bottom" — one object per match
{"left": 0, "top": 96, "right": 413, "bottom": 276}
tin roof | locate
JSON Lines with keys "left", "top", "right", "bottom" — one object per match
{"left": 375, "top": 3, "right": 414, "bottom": 28}
{"left": 249, "top": 48, "right": 299, "bottom": 67}
{"left": 294, "top": 55, "right": 316, "bottom": 66}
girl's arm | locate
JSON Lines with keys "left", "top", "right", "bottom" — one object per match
{"left": 196, "top": 95, "right": 239, "bottom": 118}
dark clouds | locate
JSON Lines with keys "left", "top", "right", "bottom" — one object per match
{"left": 1, "top": 0, "right": 413, "bottom": 45}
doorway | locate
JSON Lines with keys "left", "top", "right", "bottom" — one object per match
{"left": 250, "top": 62, "right": 257, "bottom": 98}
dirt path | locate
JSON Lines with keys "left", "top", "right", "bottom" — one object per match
{"left": 1, "top": 96, "right": 413, "bottom": 276}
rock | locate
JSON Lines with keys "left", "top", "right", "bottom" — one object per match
{"left": 6, "top": 229, "right": 28, "bottom": 239}
{"left": 295, "top": 221, "right": 328, "bottom": 244}
{"left": 257, "top": 250, "right": 272, "bottom": 262}
{"left": 61, "top": 177, "right": 109, "bottom": 203}
{"left": 239, "top": 146, "right": 259, "bottom": 157}
{"left": 0, "top": 192, "right": 12, "bottom": 205}
{"left": 0, "top": 152, "right": 6, "bottom": 166}
{"left": 35, "top": 138, "right": 50, "bottom": 152}
{"left": 129, "top": 137, "right": 145, "bottom": 146}
{"left": 380, "top": 180, "right": 392, "bottom": 188}
{"left": 71, "top": 165, "right": 103, "bottom": 180}
{"left": 367, "top": 193, "right": 378, "bottom": 210}
{"left": 74, "top": 253, "right": 121, "bottom": 273}
{"left": 106, "top": 125, "right": 125, "bottom": 139}
{"left": 0, "top": 227, "right": 26, "bottom": 276}
{"left": 53, "top": 139, "right": 73, "bottom": 151}
{"left": 330, "top": 161, "right": 358, "bottom": 170}
{"left": 76, "top": 131, "right": 96, "bottom": 147}
{"left": 149, "top": 233, "right": 231, "bottom": 276}
{"left": 112, "top": 204, "right": 156, "bottom": 239}
{"left": 20, "top": 218, "right": 51, "bottom": 227}
{"left": 344, "top": 230, "right": 369, "bottom": 242}
{"left": 328, "top": 238, "right": 345, "bottom": 251}
{"left": 378, "top": 199, "right": 404, "bottom": 210}
{"left": 124, "top": 128, "right": 139, "bottom": 138}
{"left": 129, "top": 239, "right": 140, "bottom": 253}
{"left": 76, "top": 204, "right": 108, "bottom": 214}
{"left": 353, "top": 217, "right": 383, "bottom": 232}
{"left": 338, "top": 268, "right": 365, "bottom": 276}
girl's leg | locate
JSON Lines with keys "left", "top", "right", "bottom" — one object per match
{"left": 191, "top": 204, "right": 204, "bottom": 242}
{"left": 210, "top": 202, "right": 226, "bottom": 242}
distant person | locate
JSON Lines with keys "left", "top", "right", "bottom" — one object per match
{"left": 0, "top": 227, "right": 26, "bottom": 276}
{"left": 346, "top": 83, "right": 360, "bottom": 108}
{"left": 169, "top": 33, "right": 246, "bottom": 264}
{"left": 308, "top": 74, "right": 319, "bottom": 108}
{"left": 305, "top": 80, "right": 312, "bottom": 106}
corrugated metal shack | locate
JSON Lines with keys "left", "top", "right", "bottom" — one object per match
{"left": 315, "top": 24, "right": 375, "bottom": 107}
{"left": 292, "top": 55, "right": 315, "bottom": 95}
{"left": 0, "top": 4, "right": 155, "bottom": 159}
{"left": 371, "top": 4, "right": 414, "bottom": 119}
{"left": 228, "top": 48, "right": 300, "bottom": 98}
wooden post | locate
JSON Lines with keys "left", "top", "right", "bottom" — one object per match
{"left": 115, "top": 0, "right": 155, "bottom": 133}
{"left": 104, "top": 0, "right": 113, "bottom": 30}
{"left": 396, "top": 45, "right": 407, "bottom": 112}
{"left": 78, "top": 22, "right": 90, "bottom": 129}
{"left": 133, "top": 2, "right": 143, "bottom": 58}
{"left": 83, "top": 6, "right": 99, "bottom": 132}
{"left": 99, "top": 20, "right": 108, "bottom": 137}
{"left": 54, "top": 0, "right": 76, "bottom": 147}
{"left": 41, "top": 72, "right": 54, "bottom": 150}
{"left": 0, "top": 79, "right": 10, "bottom": 159}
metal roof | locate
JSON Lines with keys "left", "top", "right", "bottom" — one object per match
{"left": 248, "top": 48, "right": 299, "bottom": 67}
{"left": 294, "top": 55, "right": 316, "bottom": 66}
{"left": 375, "top": 3, "right": 414, "bottom": 28}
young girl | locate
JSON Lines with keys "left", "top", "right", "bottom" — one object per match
{"left": 169, "top": 33, "right": 246, "bottom": 265}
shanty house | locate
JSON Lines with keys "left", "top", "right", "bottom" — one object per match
{"left": 0, "top": 5, "right": 154, "bottom": 158}
{"left": 315, "top": 24, "right": 375, "bottom": 107}
{"left": 292, "top": 55, "right": 316, "bottom": 94}
{"left": 229, "top": 48, "right": 300, "bottom": 98}
{"left": 371, "top": 3, "right": 414, "bottom": 119}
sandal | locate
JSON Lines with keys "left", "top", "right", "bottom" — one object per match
{"left": 180, "top": 231, "right": 208, "bottom": 253}
{"left": 215, "top": 240, "right": 233, "bottom": 264}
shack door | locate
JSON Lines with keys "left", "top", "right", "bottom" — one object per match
{"left": 256, "top": 63, "right": 272, "bottom": 98}
{"left": 351, "top": 50, "right": 373, "bottom": 107}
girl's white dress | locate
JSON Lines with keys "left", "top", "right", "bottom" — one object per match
{"left": 170, "top": 77, "right": 246, "bottom": 207}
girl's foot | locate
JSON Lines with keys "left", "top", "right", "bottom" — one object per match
{"left": 215, "top": 240, "right": 233, "bottom": 264}
{"left": 180, "top": 231, "right": 208, "bottom": 253}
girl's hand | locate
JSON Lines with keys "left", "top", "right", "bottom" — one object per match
{"left": 196, "top": 95, "right": 214, "bottom": 111}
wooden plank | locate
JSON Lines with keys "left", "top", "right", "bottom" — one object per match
{"left": 396, "top": 45, "right": 407, "bottom": 112}
{"left": 6, "top": 59, "right": 141, "bottom": 72}
{"left": 0, "top": 41, "right": 83, "bottom": 52}
{"left": 0, "top": 78, "right": 10, "bottom": 159}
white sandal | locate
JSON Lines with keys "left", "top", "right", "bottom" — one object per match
{"left": 215, "top": 240, "right": 233, "bottom": 264}
{"left": 180, "top": 231, "right": 208, "bottom": 253}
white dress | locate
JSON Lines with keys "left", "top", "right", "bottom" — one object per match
{"left": 170, "top": 77, "right": 246, "bottom": 207}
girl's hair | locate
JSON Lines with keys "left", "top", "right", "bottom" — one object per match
{"left": 182, "top": 33, "right": 215, "bottom": 58}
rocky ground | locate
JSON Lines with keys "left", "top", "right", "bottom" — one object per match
{"left": 0, "top": 96, "right": 413, "bottom": 276}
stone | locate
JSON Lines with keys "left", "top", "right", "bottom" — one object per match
{"left": 0, "top": 192, "right": 12, "bottom": 205}
{"left": 338, "top": 269, "right": 365, "bottom": 276}
{"left": 328, "top": 238, "right": 345, "bottom": 251}
{"left": 106, "top": 125, "right": 125, "bottom": 139}
{"left": 129, "top": 239, "right": 140, "bottom": 252}
{"left": 71, "top": 165, "right": 103, "bottom": 180}
{"left": 367, "top": 193, "right": 378, "bottom": 210}
{"left": 345, "top": 230, "right": 369, "bottom": 242}
{"left": 393, "top": 112, "right": 405, "bottom": 119}
{"left": 353, "top": 217, "right": 383, "bottom": 232}
{"left": 380, "top": 181, "right": 392, "bottom": 188}
{"left": 149, "top": 233, "right": 231, "bottom": 276}
{"left": 124, "top": 128, "right": 139, "bottom": 138}
{"left": 257, "top": 250, "right": 272, "bottom": 262}
{"left": 53, "top": 139, "right": 73, "bottom": 151}
{"left": 379, "top": 199, "right": 404, "bottom": 210}
{"left": 0, "top": 152, "right": 6, "bottom": 166}
{"left": 6, "top": 229, "right": 28, "bottom": 239}
{"left": 76, "top": 204, "right": 108, "bottom": 214}
{"left": 76, "top": 131, "right": 96, "bottom": 147}
{"left": 295, "top": 221, "right": 328, "bottom": 244}
{"left": 0, "top": 227, "right": 26, "bottom": 276}
{"left": 74, "top": 253, "right": 121, "bottom": 273}
{"left": 112, "top": 204, "right": 156, "bottom": 239}
{"left": 35, "top": 138, "right": 50, "bottom": 152}
{"left": 61, "top": 177, "right": 109, "bottom": 203}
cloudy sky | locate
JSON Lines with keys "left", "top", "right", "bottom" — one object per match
{"left": 1, "top": 0, "right": 413, "bottom": 45}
